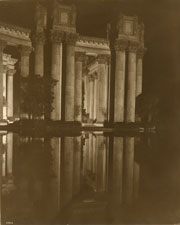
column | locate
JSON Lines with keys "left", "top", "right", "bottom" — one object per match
{"left": 65, "top": 33, "right": 78, "bottom": 121}
{"left": 112, "top": 137, "right": 123, "bottom": 204}
{"left": 125, "top": 42, "right": 138, "bottom": 123}
{"left": 89, "top": 75, "right": 94, "bottom": 120}
{"left": 0, "top": 40, "right": 6, "bottom": 121}
{"left": 93, "top": 73, "right": 98, "bottom": 120}
{"left": 136, "top": 48, "right": 144, "bottom": 96}
{"left": 74, "top": 52, "right": 85, "bottom": 122}
{"left": 19, "top": 46, "right": 32, "bottom": 77}
{"left": 124, "top": 137, "right": 134, "bottom": 205}
{"left": 114, "top": 40, "right": 127, "bottom": 122}
{"left": 50, "top": 31, "right": 63, "bottom": 120}
{"left": 97, "top": 55, "right": 108, "bottom": 123}
{"left": 34, "top": 32, "right": 45, "bottom": 77}
{"left": 7, "top": 69, "right": 16, "bottom": 119}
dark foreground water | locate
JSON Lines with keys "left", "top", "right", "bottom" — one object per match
{"left": 1, "top": 130, "right": 180, "bottom": 225}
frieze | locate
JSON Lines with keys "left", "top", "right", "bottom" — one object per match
{"left": 96, "top": 54, "right": 110, "bottom": 64}
{"left": 0, "top": 40, "right": 6, "bottom": 51}
{"left": 18, "top": 46, "right": 32, "bottom": 56}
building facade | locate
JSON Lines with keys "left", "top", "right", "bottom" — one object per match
{"left": 0, "top": 1, "right": 146, "bottom": 125}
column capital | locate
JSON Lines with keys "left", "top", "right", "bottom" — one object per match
{"left": 18, "top": 46, "right": 32, "bottom": 56}
{"left": 65, "top": 32, "right": 79, "bottom": 45}
{"left": 75, "top": 52, "right": 86, "bottom": 62}
{"left": 137, "top": 46, "right": 146, "bottom": 58}
{"left": 0, "top": 40, "right": 6, "bottom": 51}
{"left": 128, "top": 42, "right": 139, "bottom": 53}
{"left": 50, "top": 30, "right": 64, "bottom": 43}
{"left": 96, "top": 54, "right": 110, "bottom": 64}
{"left": 114, "top": 39, "right": 128, "bottom": 51}
{"left": 32, "top": 32, "right": 46, "bottom": 44}
{"left": 7, "top": 69, "right": 16, "bottom": 76}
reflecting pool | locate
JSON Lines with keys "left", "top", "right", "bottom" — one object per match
{"left": 1, "top": 131, "right": 180, "bottom": 224}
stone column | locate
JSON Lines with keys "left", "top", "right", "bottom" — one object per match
{"left": 34, "top": 32, "right": 45, "bottom": 77}
{"left": 89, "top": 75, "right": 94, "bottom": 120}
{"left": 74, "top": 52, "right": 85, "bottom": 122}
{"left": 65, "top": 33, "right": 78, "bottom": 121}
{"left": 136, "top": 48, "right": 144, "bottom": 97}
{"left": 0, "top": 40, "right": 6, "bottom": 121}
{"left": 114, "top": 40, "right": 127, "bottom": 122}
{"left": 124, "top": 137, "right": 134, "bottom": 205}
{"left": 113, "top": 137, "right": 123, "bottom": 204}
{"left": 93, "top": 73, "right": 98, "bottom": 120}
{"left": 7, "top": 69, "right": 16, "bottom": 119}
{"left": 97, "top": 55, "right": 108, "bottom": 123}
{"left": 126, "top": 42, "right": 138, "bottom": 123}
{"left": 50, "top": 31, "right": 63, "bottom": 120}
{"left": 19, "top": 46, "right": 32, "bottom": 77}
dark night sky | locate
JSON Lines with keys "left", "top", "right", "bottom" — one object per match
{"left": 0, "top": 0, "right": 180, "bottom": 98}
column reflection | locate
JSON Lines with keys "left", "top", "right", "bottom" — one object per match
{"left": 82, "top": 133, "right": 108, "bottom": 193}
{"left": 111, "top": 136, "right": 141, "bottom": 205}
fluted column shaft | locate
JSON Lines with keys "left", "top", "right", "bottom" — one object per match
{"left": 7, "top": 69, "right": 16, "bottom": 118}
{"left": 97, "top": 55, "right": 108, "bottom": 123}
{"left": 0, "top": 41, "right": 6, "bottom": 120}
{"left": 74, "top": 52, "right": 85, "bottom": 122}
{"left": 136, "top": 48, "right": 144, "bottom": 96}
{"left": 126, "top": 43, "right": 138, "bottom": 123}
{"left": 50, "top": 31, "right": 63, "bottom": 120}
{"left": 65, "top": 33, "right": 77, "bottom": 121}
{"left": 34, "top": 32, "right": 45, "bottom": 77}
{"left": 89, "top": 76, "right": 94, "bottom": 120}
{"left": 114, "top": 40, "right": 127, "bottom": 122}
{"left": 19, "top": 46, "right": 32, "bottom": 77}
{"left": 93, "top": 75, "right": 98, "bottom": 120}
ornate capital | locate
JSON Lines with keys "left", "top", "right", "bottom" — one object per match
{"left": 3, "top": 65, "right": 7, "bottom": 73}
{"left": 0, "top": 40, "right": 6, "bottom": 51}
{"left": 75, "top": 52, "right": 86, "bottom": 62}
{"left": 33, "top": 32, "right": 46, "bottom": 44}
{"left": 50, "top": 30, "right": 64, "bottom": 43}
{"left": 128, "top": 42, "right": 139, "bottom": 53}
{"left": 114, "top": 39, "right": 128, "bottom": 51}
{"left": 96, "top": 54, "right": 110, "bottom": 64}
{"left": 137, "top": 47, "right": 146, "bottom": 58}
{"left": 65, "top": 32, "right": 78, "bottom": 45}
{"left": 7, "top": 69, "right": 16, "bottom": 76}
{"left": 19, "top": 46, "right": 32, "bottom": 56}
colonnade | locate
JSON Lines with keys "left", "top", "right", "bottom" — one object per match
{"left": 114, "top": 40, "right": 145, "bottom": 123}
{"left": 83, "top": 56, "right": 110, "bottom": 124}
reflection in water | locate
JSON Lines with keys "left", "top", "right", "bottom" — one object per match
{"left": 1, "top": 132, "right": 180, "bottom": 224}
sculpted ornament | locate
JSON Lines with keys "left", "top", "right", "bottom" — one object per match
{"left": 65, "top": 33, "right": 79, "bottom": 45}
{"left": 128, "top": 42, "right": 139, "bottom": 53}
{"left": 51, "top": 31, "right": 64, "bottom": 43}
{"left": 75, "top": 52, "right": 86, "bottom": 62}
{"left": 114, "top": 39, "right": 128, "bottom": 51}
{"left": 33, "top": 32, "right": 46, "bottom": 44}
